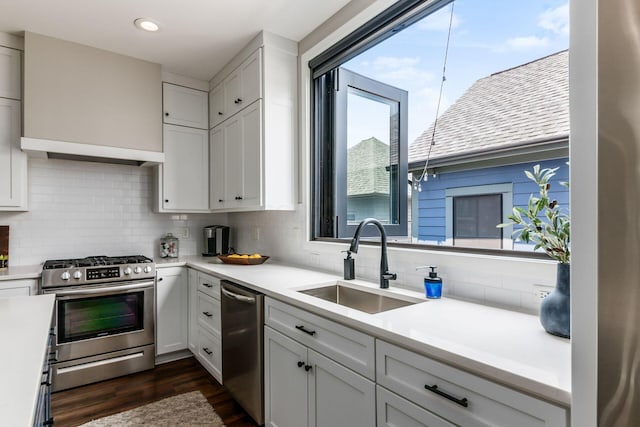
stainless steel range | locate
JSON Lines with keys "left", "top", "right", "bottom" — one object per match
{"left": 40, "top": 255, "right": 156, "bottom": 391}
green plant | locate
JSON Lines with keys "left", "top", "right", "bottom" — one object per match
{"left": 498, "top": 164, "right": 570, "bottom": 263}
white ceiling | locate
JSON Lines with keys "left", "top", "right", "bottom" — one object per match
{"left": 0, "top": 0, "right": 351, "bottom": 81}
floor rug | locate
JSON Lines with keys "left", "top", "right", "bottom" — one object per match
{"left": 79, "top": 391, "right": 225, "bottom": 426}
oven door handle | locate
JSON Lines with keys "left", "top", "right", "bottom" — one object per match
{"left": 49, "top": 281, "right": 155, "bottom": 296}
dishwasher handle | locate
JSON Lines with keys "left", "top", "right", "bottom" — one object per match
{"left": 221, "top": 286, "right": 256, "bottom": 304}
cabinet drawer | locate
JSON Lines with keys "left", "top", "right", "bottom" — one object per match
{"left": 197, "top": 292, "right": 220, "bottom": 337}
{"left": 197, "top": 272, "right": 220, "bottom": 298}
{"left": 376, "top": 340, "right": 567, "bottom": 427}
{"left": 197, "top": 328, "right": 222, "bottom": 383}
{"left": 377, "top": 385, "right": 455, "bottom": 427}
{"left": 264, "top": 297, "right": 375, "bottom": 379}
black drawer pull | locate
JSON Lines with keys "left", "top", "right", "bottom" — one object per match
{"left": 202, "top": 283, "right": 213, "bottom": 288}
{"left": 203, "top": 347, "right": 213, "bottom": 355}
{"left": 304, "top": 364, "right": 313, "bottom": 372}
{"left": 234, "top": 98, "right": 243, "bottom": 104}
{"left": 218, "top": 111, "right": 223, "bottom": 115}
{"left": 424, "top": 384, "right": 469, "bottom": 408}
{"left": 202, "top": 311, "right": 213, "bottom": 317}
{"left": 297, "top": 361, "right": 305, "bottom": 368}
{"left": 235, "top": 196, "right": 243, "bottom": 200}
{"left": 295, "top": 325, "right": 316, "bottom": 336}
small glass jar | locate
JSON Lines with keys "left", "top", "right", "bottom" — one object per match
{"left": 160, "top": 233, "right": 179, "bottom": 258}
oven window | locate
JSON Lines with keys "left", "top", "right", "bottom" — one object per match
{"left": 57, "top": 292, "right": 145, "bottom": 343}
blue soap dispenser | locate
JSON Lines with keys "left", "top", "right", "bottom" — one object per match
{"left": 416, "top": 266, "right": 443, "bottom": 299}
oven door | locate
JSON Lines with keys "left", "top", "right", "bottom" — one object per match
{"left": 46, "top": 280, "right": 155, "bottom": 362}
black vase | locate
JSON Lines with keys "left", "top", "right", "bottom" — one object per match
{"left": 540, "top": 263, "right": 570, "bottom": 338}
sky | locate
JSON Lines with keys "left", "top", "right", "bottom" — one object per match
{"left": 343, "top": 0, "right": 569, "bottom": 148}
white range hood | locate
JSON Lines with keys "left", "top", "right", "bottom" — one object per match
{"left": 21, "top": 137, "right": 164, "bottom": 166}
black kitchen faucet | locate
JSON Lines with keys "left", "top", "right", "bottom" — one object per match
{"left": 349, "top": 218, "right": 397, "bottom": 289}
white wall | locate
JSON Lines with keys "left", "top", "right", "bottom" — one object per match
{"left": 0, "top": 158, "right": 225, "bottom": 265}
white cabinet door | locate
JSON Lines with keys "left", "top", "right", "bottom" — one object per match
{"left": 209, "top": 83, "right": 225, "bottom": 128}
{"left": 161, "top": 124, "right": 209, "bottom": 211}
{"left": 265, "top": 327, "right": 308, "bottom": 427}
{"left": 187, "top": 268, "right": 198, "bottom": 353}
{"left": 308, "top": 349, "right": 375, "bottom": 427}
{"left": 0, "top": 279, "right": 37, "bottom": 297}
{"left": 197, "top": 327, "right": 222, "bottom": 383}
{"left": 223, "top": 114, "right": 243, "bottom": 209}
{"left": 156, "top": 267, "right": 188, "bottom": 355}
{"left": 238, "top": 100, "right": 262, "bottom": 208}
{"left": 239, "top": 49, "right": 261, "bottom": 109}
{"left": 0, "top": 97, "right": 27, "bottom": 209}
{"left": 223, "top": 68, "right": 241, "bottom": 118}
{"left": 209, "top": 126, "right": 226, "bottom": 210}
{"left": 0, "top": 47, "right": 20, "bottom": 100}
{"left": 163, "top": 83, "right": 208, "bottom": 129}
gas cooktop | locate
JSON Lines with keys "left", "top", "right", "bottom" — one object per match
{"left": 41, "top": 255, "right": 155, "bottom": 288}
{"left": 42, "top": 255, "right": 153, "bottom": 270}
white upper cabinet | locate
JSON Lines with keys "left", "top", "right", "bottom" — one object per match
{"left": 0, "top": 47, "right": 20, "bottom": 100}
{"left": 163, "top": 83, "right": 208, "bottom": 130}
{"left": 158, "top": 124, "right": 209, "bottom": 212}
{"left": 208, "top": 31, "right": 297, "bottom": 212}
{"left": 209, "top": 49, "right": 261, "bottom": 129}
{"left": 0, "top": 45, "right": 27, "bottom": 211}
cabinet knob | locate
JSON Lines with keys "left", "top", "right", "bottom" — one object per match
{"left": 165, "top": 112, "right": 169, "bottom": 116}
{"left": 234, "top": 98, "right": 242, "bottom": 104}
{"left": 235, "top": 196, "right": 243, "bottom": 200}
{"left": 304, "top": 365, "right": 313, "bottom": 372}
{"left": 164, "top": 199, "right": 169, "bottom": 203}
{"left": 218, "top": 199, "right": 223, "bottom": 203}
{"left": 157, "top": 277, "right": 163, "bottom": 282}
{"left": 218, "top": 112, "right": 223, "bottom": 116}
{"left": 297, "top": 361, "right": 305, "bottom": 368}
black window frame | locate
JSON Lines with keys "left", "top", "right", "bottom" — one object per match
{"left": 311, "top": 0, "right": 448, "bottom": 239}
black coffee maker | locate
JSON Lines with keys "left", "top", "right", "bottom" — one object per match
{"left": 203, "top": 225, "right": 231, "bottom": 256}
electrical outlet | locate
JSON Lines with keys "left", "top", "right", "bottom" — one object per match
{"left": 181, "top": 227, "right": 190, "bottom": 239}
{"left": 533, "top": 284, "right": 553, "bottom": 300}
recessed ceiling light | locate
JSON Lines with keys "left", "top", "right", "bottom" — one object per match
{"left": 134, "top": 18, "right": 160, "bottom": 32}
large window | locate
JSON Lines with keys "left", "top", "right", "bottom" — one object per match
{"left": 312, "top": 0, "right": 570, "bottom": 255}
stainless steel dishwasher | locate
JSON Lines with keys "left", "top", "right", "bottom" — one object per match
{"left": 221, "top": 280, "right": 264, "bottom": 425}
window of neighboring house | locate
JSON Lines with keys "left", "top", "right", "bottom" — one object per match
{"left": 445, "top": 183, "right": 513, "bottom": 249}
{"left": 310, "top": 0, "right": 570, "bottom": 256}
{"left": 453, "top": 194, "right": 502, "bottom": 249}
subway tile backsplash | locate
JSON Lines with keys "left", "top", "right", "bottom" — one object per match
{"left": 0, "top": 158, "right": 223, "bottom": 265}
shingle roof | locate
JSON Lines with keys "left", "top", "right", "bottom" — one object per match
{"left": 347, "top": 137, "right": 390, "bottom": 195}
{"left": 408, "top": 50, "right": 569, "bottom": 163}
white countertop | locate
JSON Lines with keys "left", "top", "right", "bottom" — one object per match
{"left": 0, "top": 264, "right": 42, "bottom": 281}
{"left": 158, "top": 255, "right": 571, "bottom": 406}
{"left": 0, "top": 294, "right": 55, "bottom": 426}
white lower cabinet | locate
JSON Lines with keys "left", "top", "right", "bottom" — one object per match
{"left": 156, "top": 267, "right": 188, "bottom": 355}
{"left": 376, "top": 340, "right": 568, "bottom": 427}
{"left": 0, "top": 279, "right": 37, "bottom": 297}
{"left": 188, "top": 268, "right": 222, "bottom": 383}
{"left": 377, "top": 385, "right": 455, "bottom": 427}
{"left": 265, "top": 326, "right": 375, "bottom": 427}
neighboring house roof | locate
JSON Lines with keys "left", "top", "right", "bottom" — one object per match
{"left": 408, "top": 50, "right": 569, "bottom": 164}
{"left": 347, "top": 137, "right": 390, "bottom": 196}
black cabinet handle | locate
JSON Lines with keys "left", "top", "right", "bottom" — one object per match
{"left": 424, "top": 384, "right": 469, "bottom": 408}
{"left": 165, "top": 112, "right": 169, "bottom": 116}
{"left": 164, "top": 199, "right": 169, "bottom": 203}
{"left": 202, "top": 311, "right": 213, "bottom": 317}
{"left": 218, "top": 199, "right": 223, "bottom": 203}
{"left": 157, "top": 277, "right": 163, "bottom": 282}
{"left": 202, "top": 283, "right": 213, "bottom": 288}
{"left": 304, "top": 364, "right": 313, "bottom": 372}
{"left": 295, "top": 325, "right": 316, "bottom": 336}
{"left": 218, "top": 112, "right": 223, "bottom": 115}
{"left": 297, "top": 361, "right": 305, "bottom": 368}
{"left": 234, "top": 98, "right": 243, "bottom": 104}
{"left": 235, "top": 196, "right": 243, "bottom": 200}
{"left": 203, "top": 347, "right": 213, "bottom": 355}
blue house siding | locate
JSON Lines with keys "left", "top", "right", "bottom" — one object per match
{"left": 414, "top": 158, "right": 569, "bottom": 247}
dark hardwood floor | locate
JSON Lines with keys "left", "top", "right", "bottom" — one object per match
{"left": 51, "top": 357, "right": 259, "bottom": 427}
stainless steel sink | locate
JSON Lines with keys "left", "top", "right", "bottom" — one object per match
{"left": 299, "top": 282, "right": 422, "bottom": 314}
